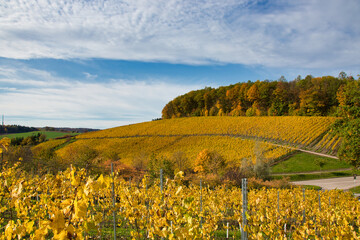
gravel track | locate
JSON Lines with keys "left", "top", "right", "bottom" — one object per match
{"left": 292, "top": 176, "right": 360, "bottom": 190}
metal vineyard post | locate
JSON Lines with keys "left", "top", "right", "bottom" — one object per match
{"left": 241, "top": 178, "right": 248, "bottom": 240}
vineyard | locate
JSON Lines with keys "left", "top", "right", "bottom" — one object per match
{"left": 1, "top": 164, "right": 359, "bottom": 239}
{"left": 31, "top": 116, "right": 340, "bottom": 173}
{"left": 76, "top": 116, "right": 340, "bottom": 153}
{"left": 78, "top": 117, "right": 336, "bottom": 148}
{"left": 54, "top": 136, "right": 291, "bottom": 168}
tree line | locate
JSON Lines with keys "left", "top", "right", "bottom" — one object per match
{"left": 162, "top": 72, "right": 355, "bottom": 119}
{"left": 0, "top": 125, "right": 38, "bottom": 134}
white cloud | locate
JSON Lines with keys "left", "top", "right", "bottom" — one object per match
{"left": 0, "top": 0, "right": 359, "bottom": 69}
{"left": 0, "top": 65, "right": 200, "bottom": 129}
{"left": 83, "top": 72, "right": 97, "bottom": 80}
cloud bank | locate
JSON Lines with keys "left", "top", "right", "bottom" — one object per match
{"left": 1, "top": 0, "right": 359, "bottom": 68}
{"left": 0, "top": 64, "right": 199, "bottom": 128}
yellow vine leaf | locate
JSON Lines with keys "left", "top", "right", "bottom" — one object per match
{"left": 33, "top": 228, "right": 48, "bottom": 240}
{"left": 4, "top": 220, "right": 14, "bottom": 240}
{"left": 74, "top": 199, "right": 87, "bottom": 219}
{"left": 175, "top": 186, "right": 182, "bottom": 195}
{"left": 84, "top": 177, "right": 94, "bottom": 195}
{"left": 11, "top": 181, "right": 23, "bottom": 198}
{"left": 14, "top": 223, "right": 26, "bottom": 239}
{"left": 53, "top": 230, "right": 68, "bottom": 240}
{"left": 71, "top": 171, "right": 80, "bottom": 186}
{"left": 96, "top": 174, "right": 108, "bottom": 189}
{"left": 25, "top": 220, "right": 35, "bottom": 233}
{"left": 66, "top": 224, "right": 76, "bottom": 235}
{"left": 49, "top": 210, "right": 65, "bottom": 233}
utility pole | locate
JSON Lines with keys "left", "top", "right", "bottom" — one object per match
{"left": 1, "top": 115, "right": 3, "bottom": 134}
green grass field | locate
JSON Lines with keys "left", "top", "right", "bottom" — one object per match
{"left": 272, "top": 170, "right": 360, "bottom": 181}
{"left": 349, "top": 185, "right": 360, "bottom": 194}
{"left": 298, "top": 185, "right": 322, "bottom": 190}
{"left": 271, "top": 152, "right": 350, "bottom": 174}
{"left": 0, "top": 131, "right": 78, "bottom": 140}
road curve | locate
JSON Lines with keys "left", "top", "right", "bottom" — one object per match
{"left": 292, "top": 176, "right": 360, "bottom": 190}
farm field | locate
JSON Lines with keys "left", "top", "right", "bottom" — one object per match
{"left": 271, "top": 152, "right": 350, "bottom": 174}
{"left": 1, "top": 166, "right": 359, "bottom": 239}
{"left": 273, "top": 169, "right": 360, "bottom": 182}
{"left": 0, "top": 131, "right": 78, "bottom": 140}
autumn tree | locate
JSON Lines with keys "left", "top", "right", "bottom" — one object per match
{"left": 332, "top": 77, "right": 360, "bottom": 168}
{"left": 337, "top": 78, "right": 360, "bottom": 118}
{"left": 194, "top": 149, "right": 226, "bottom": 176}
{"left": 246, "top": 83, "right": 260, "bottom": 103}
{"left": 162, "top": 102, "right": 175, "bottom": 119}
{"left": 253, "top": 142, "right": 270, "bottom": 180}
{"left": 171, "top": 151, "right": 190, "bottom": 174}
{"left": 148, "top": 154, "right": 175, "bottom": 178}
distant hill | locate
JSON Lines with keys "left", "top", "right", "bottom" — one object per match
{"left": 40, "top": 126, "right": 99, "bottom": 133}
{"left": 0, "top": 124, "right": 99, "bottom": 135}
{"left": 0, "top": 125, "right": 38, "bottom": 134}
{"left": 1, "top": 131, "right": 79, "bottom": 140}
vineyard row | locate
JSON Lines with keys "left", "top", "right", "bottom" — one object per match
{"left": 1, "top": 165, "right": 359, "bottom": 239}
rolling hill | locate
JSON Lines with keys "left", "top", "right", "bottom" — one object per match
{"left": 34, "top": 116, "right": 340, "bottom": 173}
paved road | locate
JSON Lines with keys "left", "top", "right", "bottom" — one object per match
{"left": 292, "top": 176, "right": 360, "bottom": 190}
{"left": 272, "top": 168, "right": 351, "bottom": 176}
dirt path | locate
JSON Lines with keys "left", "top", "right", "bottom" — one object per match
{"left": 297, "top": 149, "right": 338, "bottom": 159}
{"left": 292, "top": 176, "right": 360, "bottom": 190}
{"left": 265, "top": 141, "right": 338, "bottom": 159}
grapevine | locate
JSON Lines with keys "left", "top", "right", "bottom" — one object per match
{"left": 1, "top": 164, "right": 359, "bottom": 239}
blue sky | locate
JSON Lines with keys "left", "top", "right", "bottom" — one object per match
{"left": 1, "top": 0, "right": 360, "bottom": 129}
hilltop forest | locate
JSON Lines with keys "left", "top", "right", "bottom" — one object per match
{"left": 162, "top": 72, "right": 356, "bottom": 119}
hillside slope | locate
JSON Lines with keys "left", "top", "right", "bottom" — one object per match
{"left": 77, "top": 116, "right": 339, "bottom": 151}
{"left": 34, "top": 116, "right": 340, "bottom": 173}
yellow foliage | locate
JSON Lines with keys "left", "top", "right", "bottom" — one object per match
{"left": 194, "top": 149, "right": 211, "bottom": 173}
{"left": 53, "top": 230, "right": 68, "bottom": 240}
{"left": 1, "top": 165, "right": 360, "bottom": 239}
{"left": 77, "top": 116, "right": 337, "bottom": 147}
{"left": 48, "top": 116, "right": 341, "bottom": 171}
{"left": 0, "top": 137, "right": 11, "bottom": 150}
{"left": 49, "top": 210, "right": 65, "bottom": 233}
{"left": 74, "top": 198, "right": 87, "bottom": 219}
